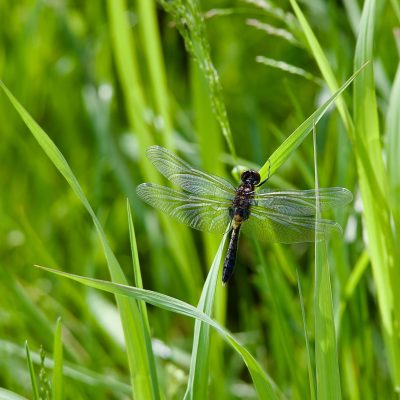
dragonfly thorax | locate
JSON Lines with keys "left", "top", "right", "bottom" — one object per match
{"left": 240, "top": 170, "right": 261, "bottom": 186}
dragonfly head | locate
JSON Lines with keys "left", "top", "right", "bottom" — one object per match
{"left": 240, "top": 170, "right": 261, "bottom": 186}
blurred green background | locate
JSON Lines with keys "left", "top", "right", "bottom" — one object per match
{"left": 1, "top": 0, "right": 399, "bottom": 399}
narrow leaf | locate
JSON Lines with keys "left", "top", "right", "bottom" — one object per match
{"left": 36, "top": 265, "right": 281, "bottom": 400}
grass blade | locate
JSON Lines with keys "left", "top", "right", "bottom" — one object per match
{"left": 36, "top": 265, "right": 281, "bottom": 400}
{"left": 289, "top": 0, "right": 354, "bottom": 137}
{"left": 259, "top": 65, "right": 365, "bottom": 180}
{"left": 0, "top": 80, "right": 157, "bottom": 400}
{"left": 137, "top": 0, "right": 174, "bottom": 149}
{"left": 353, "top": 0, "right": 400, "bottom": 388}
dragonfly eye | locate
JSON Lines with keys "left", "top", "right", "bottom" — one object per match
{"left": 241, "top": 170, "right": 261, "bottom": 185}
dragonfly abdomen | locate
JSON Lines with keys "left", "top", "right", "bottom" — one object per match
{"left": 222, "top": 224, "right": 241, "bottom": 284}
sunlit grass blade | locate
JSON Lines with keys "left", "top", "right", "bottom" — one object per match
{"left": 107, "top": 0, "right": 154, "bottom": 151}
{"left": 25, "top": 341, "right": 40, "bottom": 400}
{"left": 354, "top": 0, "right": 400, "bottom": 389}
{"left": 386, "top": 63, "right": 400, "bottom": 224}
{"left": 52, "top": 317, "right": 63, "bottom": 400}
{"left": 137, "top": 0, "right": 174, "bottom": 149}
{"left": 288, "top": 0, "right": 388, "bottom": 209}
{"left": 0, "top": 80, "right": 157, "bottom": 400}
{"left": 259, "top": 65, "right": 365, "bottom": 180}
{"left": 36, "top": 265, "right": 281, "bottom": 399}
{"left": 184, "top": 232, "right": 228, "bottom": 399}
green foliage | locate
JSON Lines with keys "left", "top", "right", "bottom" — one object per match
{"left": 0, "top": 0, "right": 399, "bottom": 399}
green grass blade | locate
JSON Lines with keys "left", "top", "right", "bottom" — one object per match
{"left": 259, "top": 66, "right": 365, "bottom": 180}
{"left": 127, "top": 200, "right": 160, "bottom": 400}
{"left": 386, "top": 63, "right": 400, "bottom": 216}
{"left": 137, "top": 0, "right": 174, "bottom": 149}
{"left": 353, "top": 0, "right": 400, "bottom": 388}
{"left": 25, "top": 341, "right": 40, "bottom": 400}
{"left": 184, "top": 232, "right": 228, "bottom": 399}
{"left": 107, "top": 0, "right": 154, "bottom": 151}
{"left": 36, "top": 265, "right": 281, "bottom": 400}
{"left": 0, "top": 81, "right": 157, "bottom": 400}
{"left": 52, "top": 317, "right": 63, "bottom": 400}
{"left": 287, "top": 0, "right": 393, "bottom": 206}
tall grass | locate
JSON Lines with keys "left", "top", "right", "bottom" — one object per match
{"left": 0, "top": 0, "right": 399, "bottom": 399}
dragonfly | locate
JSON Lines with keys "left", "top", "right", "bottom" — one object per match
{"left": 136, "top": 146, "right": 352, "bottom": 284}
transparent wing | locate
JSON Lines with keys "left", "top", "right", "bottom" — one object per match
{"left": 252, "top": 187, "right": 352, "bottom": 216}
{"left": 146, "top": 146, "right": 236, "bottom": 200}
{"left": 241, "top": 205, "right": 342, "bottom": 243}
{"left": 136, "top": 183, "right": 231, "bottom": 234}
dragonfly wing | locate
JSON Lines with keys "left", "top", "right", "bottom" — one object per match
{"left": 241, "top": 205, "right": 342, "bottom": 243}
{"left": 136, "top": 183, "right": 231, "bottom": 234}
{"left": 146, "top": 146, "right": 236, "bottom": 200}
{"left": 252, "top": 187, "right": 352, "bottom": 216}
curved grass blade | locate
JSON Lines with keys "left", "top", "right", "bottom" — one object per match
{"left": 289, "top": 0, "right": 354, "bottom": 137}
{"left": 0, "top": 80, "right": 158, "bottom": 400}
{"left": 35, "top": 265, "right": 282, "bottom": 400}
{"left": 259, "top": 65, "right": 365, "bottom": 180}
{"left": 288, "top": 0, "right": 385, "bottom": 208}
